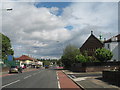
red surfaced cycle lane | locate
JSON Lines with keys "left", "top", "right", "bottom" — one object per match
{"left": 57, "top": 70, "right": 82, "bottom": 89}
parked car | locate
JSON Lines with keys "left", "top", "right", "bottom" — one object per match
{"left": 45, "top": 65, "right": 49, "bottom": 69}
{"left": 9, "top": 66, "right": 22, "bottom": 73}
{"left": 9, "top": 66, "right": 19, "bottom": 73}
{"left": 36, "top": 65, "right": 41, "bottom": 69}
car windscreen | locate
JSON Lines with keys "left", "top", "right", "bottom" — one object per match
{"left": 11, "top": 66, "right": 17, "bottom": 68}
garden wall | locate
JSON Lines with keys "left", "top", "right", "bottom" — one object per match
{"left": 70, "top": 62, "right": 120, "bottom": 72}
{"left": 103, "top": 70, "right": 120, "bottom": 86}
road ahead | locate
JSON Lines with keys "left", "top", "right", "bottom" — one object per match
{"left": 2, "top": 69, "right": 58, "bottom": 88}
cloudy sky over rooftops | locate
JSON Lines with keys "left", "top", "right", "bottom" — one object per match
{"left": 1, "top": 1, "right": 118, "bottom": 59}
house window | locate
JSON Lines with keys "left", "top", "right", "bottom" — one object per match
{"left": 107, "top": 44, "right": 110, "bottom": 49}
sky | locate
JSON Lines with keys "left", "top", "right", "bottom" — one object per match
{"left": 1, "top": 1, "right": 118, "bottom": 59}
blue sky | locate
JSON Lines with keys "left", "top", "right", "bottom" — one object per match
{"left": 34, "top": 2, "right": 72, "bottom": 16}
{"left": 34, "top": 2, "right": 72, "bottom": 8}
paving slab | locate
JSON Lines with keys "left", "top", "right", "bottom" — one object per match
{"left": 63, "top": 70, "right": 120, "bottom": 90}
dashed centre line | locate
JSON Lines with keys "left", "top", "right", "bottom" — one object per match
{"left": 24, "top": 75, "right": 32, "bottom": 79}
{"left": 2, "top": 70, "right": 42, "bottom": 88}
{"left": 2, "top": 80, "right": 20, "bottom": 88}
{"left": 33, "top": 73, "right": 37, "bottom": 75}
{"left": 56, "top": 71, "right": 61, "bottom": 89}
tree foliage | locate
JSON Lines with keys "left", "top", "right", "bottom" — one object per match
{"left": 61, "top": 44, "right": 80, "bottom": 68}
{"left": 0, "top": 33, "right": 14, "bottom": 60}
{"left": 56, "top": 59, "right": 63, "bottom": 66}
{"left": 95, "top": 48, "right": 113, "bottom": 62}
{"left": 75, "top": 54, "right": 87, "bottom": 63}
{"left": 75, "top": 54, "right": 96, "bottom": 63}
{"left": 43, "top": 61, "right": 51, "bottom": 66}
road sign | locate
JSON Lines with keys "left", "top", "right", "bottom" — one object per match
{"left": 7, "top": 55, "right": 13, "bottom": 61}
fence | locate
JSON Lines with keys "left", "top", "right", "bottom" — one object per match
{"left": 3, "top": 60, "right": 20, "bottom": 67}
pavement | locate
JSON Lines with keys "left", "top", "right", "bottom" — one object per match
{"left": 63, "top": 70, "right": 120, "bottom": 90}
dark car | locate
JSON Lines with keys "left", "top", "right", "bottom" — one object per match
{"left": 45, "top": 65, "right": 49, "bottom": 69}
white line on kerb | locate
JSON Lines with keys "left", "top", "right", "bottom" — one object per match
{"left": 56, "top": 71, "right": 60, "bottom": 89}
{"left": 58, "top": 81, "right": 60, "bottom": 89}
{"left": 2, "top": 80, "right": 20, "bottom": 88}
{"left": 24, "top": 75, "right": 32, "bottom": 79}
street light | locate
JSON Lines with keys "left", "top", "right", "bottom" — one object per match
{"left": 6, "top": 8, "right": 13, "bottom": 11}
{"left": 1, "top": 8, "right": 13, "bottom": 11}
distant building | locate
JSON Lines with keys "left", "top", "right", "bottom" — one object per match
{"left": 80, "top": 31, "right": 104, "bottom": 56}
{"left": 104, "top": 34, "right": 120, "bottom": 61}
{"left": 15, "top": 55, "right": 38, "bottom": 66}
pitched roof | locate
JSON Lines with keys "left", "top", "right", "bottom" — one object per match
{"left": 80, "top": 34, "right": 103, "bottom": 49}
{"left": 104, "top": 34, "right": 120, "bottom": 43}
{"left": 15, "top": 55, "right": 36, "bottom": 61}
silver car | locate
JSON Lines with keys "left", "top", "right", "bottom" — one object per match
{"left": 9, "top": 66, "right": 19, "bottom": 73}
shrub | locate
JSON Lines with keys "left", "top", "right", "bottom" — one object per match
{"left": 75, "top": 54, "right": 87, "bottom": 63}
{"left": 95, "top": 48, "right": 113, "bottom": 62}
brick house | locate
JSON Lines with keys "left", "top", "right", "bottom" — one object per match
{"left": 15, "top": 55, "right": 38, "bottom": 66}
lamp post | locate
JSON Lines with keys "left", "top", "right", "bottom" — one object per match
{"left": 6, "top": 8, "right": 13, "bottom": 11}
{"left": 1, "top": 8, "right": 13, "bottom": 11}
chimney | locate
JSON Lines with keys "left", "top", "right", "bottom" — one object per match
{"left": 104, "top": 38, "right": 106, "bottom": 41}
{"left": 91, "top": 31, "right": 93, "bottom": 35}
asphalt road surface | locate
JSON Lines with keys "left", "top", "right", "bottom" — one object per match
{"left": 2, "top": 69, "right": 58, "bottom": 88}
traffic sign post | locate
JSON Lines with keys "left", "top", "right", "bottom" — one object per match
{"left": 7, "top": 55, "right": 13, "bottom": 61}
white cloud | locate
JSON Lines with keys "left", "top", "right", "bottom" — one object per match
{"left": 62, "top": 2, "right": 118, "bottom": 44}
{"left": 2, "top": 2, "right": 118, "bottom": 59}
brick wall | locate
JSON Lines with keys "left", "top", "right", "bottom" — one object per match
{"left": 103, "top": 71, "right": 120, "bottom": 86}
{"left": 70, "top": 62, "right": 120, "bottom": 72}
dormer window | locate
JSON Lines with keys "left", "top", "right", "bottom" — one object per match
{"left": 108, "top": 44, "right": 110, "bottom": 49}
{"left": 111, "top": 36, "right": 118, "bottom": 42}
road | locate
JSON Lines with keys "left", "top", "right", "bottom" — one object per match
{"left": 2, "top": 69, "right": 58, "bottom": 88}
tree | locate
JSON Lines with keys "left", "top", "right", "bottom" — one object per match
{"left": 95, "top": 48, "right": 113, "bottom": 62}
{"left": 82, "top": 51, "right": 99, "bottom": 62}
{"left": 0, "top": 33, "right": 14, "bottom": 60}
{"left": 56, "top": 59, "right": 63, "bottom": 66}
{"left": 61, "top": 44, "right": 80, "bottom": 68}
{"left": 43, "top": 61, "right": 51, "bottom": 66}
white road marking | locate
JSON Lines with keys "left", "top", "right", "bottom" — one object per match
{"left": 33, "top": 73, "right": 37, "bottom": 75}
{"left": 56, "top": 73, "right": 59, "bottom": 80}
{"left": 56, "top": 71, "right": 60, "bottom": 89}
{"left": 2, "top": 80, "right": 20, "bottom": 88}
{"left": 24, "top": 75, "right": 32, "bottom": 79}
{"left": 33, "top": 71, "right": 41, "bottom": 75}
{"left": 71, "top": 75, "right": 76, "bottom": 78}
{"left": 74, "top": 77, "right": 88, "bottom": 81}
{"left": 38, "top": 71, "right": 41, "bottom": 73}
